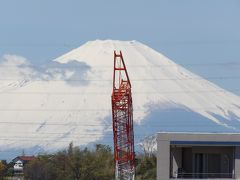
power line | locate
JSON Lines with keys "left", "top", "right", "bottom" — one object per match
{"left": 0, "top": 136, "right": 132, "bottom": 140}
{"left": 0, "top": 43, "right": 75, "bottom": 48}
{"left": 0, "top": 129, "right": 224, "bottom": 136}
{"left": 0, "top": 134, "right": 154, "bottom": 141}
{"left": 1, "top": 76, "right": 240, "bottom": 82}
{"left": 0, "top": 106, "right": 238, "bottom": 112}
{"left": 1, "top": 62, "right": 240, "bottom": 68}
{"left": 0, "top": 138, "right": 115, "bottom": 143}
{"left": 0, "top": 121, "right": 110, "bottom": 126}
{"left": 0, "top": 137, "right": 147, "bottom": 143}
{"left": 0, "top": 40, "right": 240, "bottom": 48}
{"left": 0, "top": 109, "right": 111, "bottom": 112}
{"left": 0, "top": 121, "right": 238, "bottom": 126}
{"left": 0, "top": 89, "right": 240, "bottom": 95}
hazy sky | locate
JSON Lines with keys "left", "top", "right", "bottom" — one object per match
{"left": 0, "top": 0, "right": 240, "bottom": 95}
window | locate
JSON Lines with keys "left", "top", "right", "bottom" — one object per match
{"left": 170, "top": 146, "right": 233, "bottom": 179}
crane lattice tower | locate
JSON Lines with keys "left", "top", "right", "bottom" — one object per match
{"left": 111, "top": 51, "right": 135, "bottom": 180}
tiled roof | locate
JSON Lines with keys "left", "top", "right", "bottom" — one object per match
{"left": 17, "top": 156, "right": 35, "bottom": 161}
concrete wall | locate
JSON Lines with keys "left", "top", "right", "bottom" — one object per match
{"left": 235, "top": 147, "right": 240, "bottom": 179}
{"left": 157, "top": 139, "right": 170, "bottom": 180}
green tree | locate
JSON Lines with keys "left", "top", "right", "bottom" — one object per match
{"left": 5, "top": 161, "right": 14, "bottom": 177}
{"left": 136, "top": 155, "right": 156, "bottom": 180}
{"left": 92, "top": 144, "right": 114, "bottom": 179}
{"left": 0, "top": 161, "right": 6, "bottom": 179}
{"left": 23, "top": 143, "right": 117, "bottom": 180}
{"left": 24, "top": 155, "right": 59, "bottom": 180}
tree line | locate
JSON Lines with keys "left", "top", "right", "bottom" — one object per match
{"left": 24, "top": 143, "right": 156, "bottom": 180}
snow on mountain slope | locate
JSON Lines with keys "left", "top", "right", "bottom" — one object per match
{"left": 0, "top": 40, "right": 240, "bottom": 152}
{"left": 55, "top": 40, "right": 240, "bottom": 126}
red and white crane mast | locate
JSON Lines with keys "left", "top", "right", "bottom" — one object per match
{"left": 111, "top": 51, "right": 135, "bottom": 180}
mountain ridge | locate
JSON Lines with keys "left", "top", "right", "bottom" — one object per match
{"left": 0, "top": 40, "right": 239, "bottom": 157}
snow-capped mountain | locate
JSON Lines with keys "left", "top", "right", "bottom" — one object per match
{"left": 0, "top": 40, "right": 240, "bottom": 156}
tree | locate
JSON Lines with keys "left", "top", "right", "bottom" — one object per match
{"left": 23, "top": 143, "right": 138, "bottom": 180}
{"left": 24, "top": 155, "right": 59, "bottom": 180}
{"left": 0, "top": 161, "right": 6, "bottom": 179}
{"left": 92, "top": 144, "right": 114, "bottom": 179}
{"left": 136, "top": 155, "right": 156, "bottom": 180}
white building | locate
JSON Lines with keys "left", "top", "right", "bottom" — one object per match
{"left": 12, "top": 156, "right": 35, "bottom": 174}
{"left": 13, "top": 160, "right": 23, "bottom": 172}
{"left": 157, "top": 132, "right": 240, "bottom": 180}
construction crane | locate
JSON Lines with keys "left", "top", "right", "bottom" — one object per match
{"left": 111, "top": 51, "right": 135, "bottom": 180}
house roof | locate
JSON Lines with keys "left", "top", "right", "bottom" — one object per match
{"left": 18, "top": 156, "right": 35, "bottom": 161}
{"left": 13, "top": 156, "right": 35, "bottom": 163}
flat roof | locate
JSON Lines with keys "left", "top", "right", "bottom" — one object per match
{"left": 170, "top": 141, "right": 240, "bottom": 146}
{"left": 157, "top": 132, "right": 240, "bottom": 135}
{"left": 157, "top": 132, "right": 240, "bottom": 145}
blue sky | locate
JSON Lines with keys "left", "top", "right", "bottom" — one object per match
{"left": 0, "top": 0, "right": 240, "bottom": 95}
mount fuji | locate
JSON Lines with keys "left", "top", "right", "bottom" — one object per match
{"left": 0, "top": 40, "right": 240, "bottom": 158}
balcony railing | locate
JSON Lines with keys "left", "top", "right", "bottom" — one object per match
{"left": 171, "top": 172, "right": 234, "bottom": 179}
